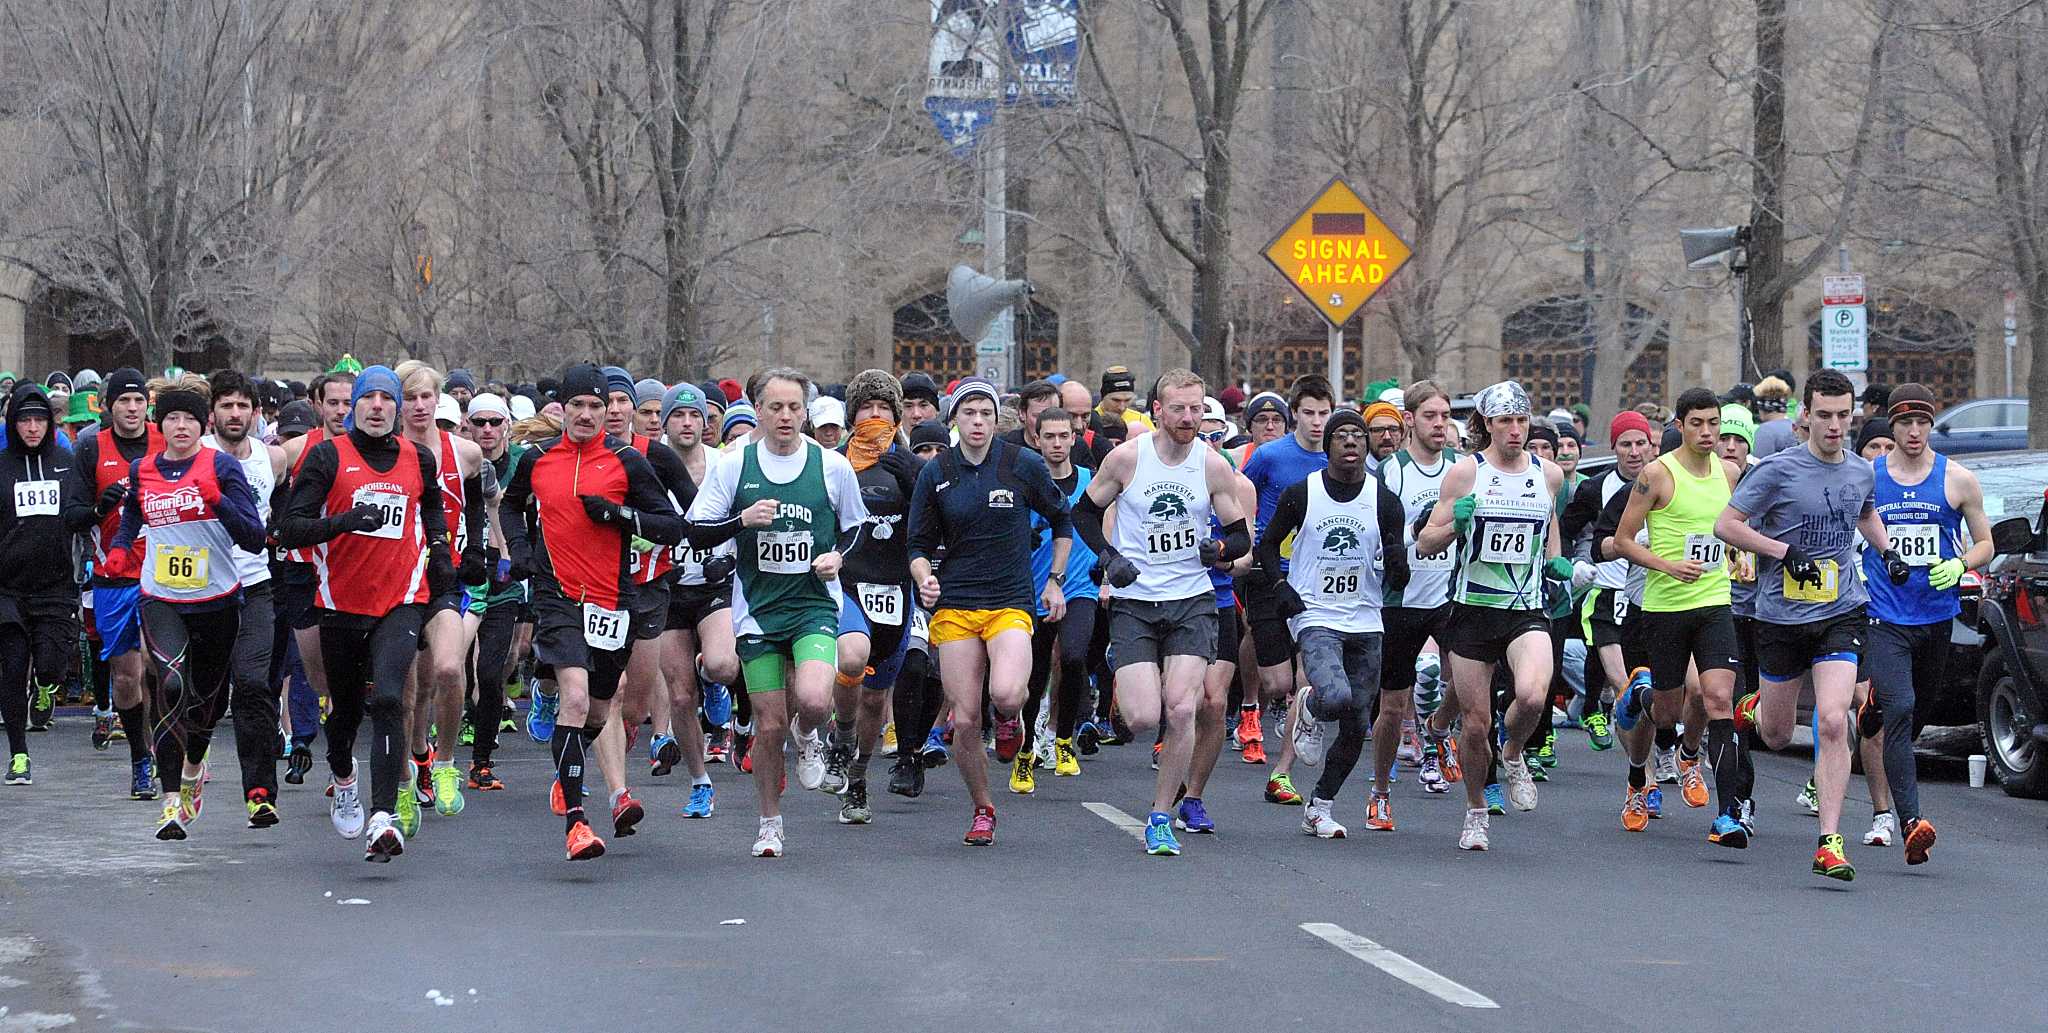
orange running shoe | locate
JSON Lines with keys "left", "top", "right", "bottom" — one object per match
{"left": 1678, "top": 755, "right": 1709, "bottom": 808}
{"left": 1904, "top": 816, "right": 1937, "bottom": 865}
{"left": 1439, "top": 736, "right": 1463, "bottom": 784}
{"left": 565, "top": 819, "right": 606, "bottom": 861}
{"left": 611, "top": 790, "right": 645, "bottom": 837}
{"left": 1364, "top": 792, "right": 1395, "bottom": 831}
{"left": 1621, "top": 784, "right": 1650, "bottom": 832}
{"left": 549, "top": 777, "right": 567, "bottom": 817}
{"left": 1264, "top": 773, "right": 1301, "bottom": 805}
{"left": 1733, "top": 692, "right": 1759, "bottom": 735}
{"left": 964, "top": 805, "right": 996, "bottom": 846}
{"left": 1238, "top": 707, "right": 1264, "bottom": 745}
{"left": 1813, "top": 833, "right": 1855, "bottom": 881}
{"left": 467, "top": 763, "right": 503, "bottom": 791}
{"left": 1240, "top": 738, "right": 1267, "bottom": 764}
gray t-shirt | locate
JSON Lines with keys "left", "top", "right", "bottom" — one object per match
{"left": 1728, "top": 444, "right": 1876, "bottom": 624}
{"left": 1753, "top": 417, "right": 1797, "bottom": 458}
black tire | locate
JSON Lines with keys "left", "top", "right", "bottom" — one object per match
{"left": 1976, "top": 650, "right": 2048, "bottom": 799}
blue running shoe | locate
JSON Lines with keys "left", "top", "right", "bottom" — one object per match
{"left": 1645, "top": 785, "right": 1664, "bottom": 819}
{"left": 702, "top": 681, "right": 733, "bottom": 728}
{"left": 649, "top": 733, "right": 680, "bottom": 777}
{"left": 1709, "top": 811, "right": 1749, "bottom": 848}
{"left": 1145, "top": 812, "right": 1181, "bottom": 855}
{"left": 527, "top": 688, "right": 558, "bottom": 744}
{"left": 1174, "top": 796, "right": 1215, "bottom": 834}
{"left": 683, "top": 782, "right": 715, "bottom": 818}
{"left": 131, "top": 757, "right": 157, "bottom": 800}
{"left": 1615, "top": 668, "right": 1653, "bottom": 732}
{"left": 1483, "top": 782, "right": 1506, "bottom": 815}
{"left": 919, "top": 727, "right": 950, "bottom": 767}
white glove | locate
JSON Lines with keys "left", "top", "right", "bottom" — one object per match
{"left": 1570, "top": 560, "right": 1597, "bottom": 590}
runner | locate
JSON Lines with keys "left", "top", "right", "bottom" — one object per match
{"left": 1856, "top": 383, "right": 1993, "bottom": 866}
{"left": 1716, "top": 369, "right": 1911, "bottom": 881}
{"left": 657, "top": 382, "right": 735, "bottom": 819}
{"left": 461, "top": 391, "right": 522, "bottom": 793}
{"left": 685, "top": 367, "right": 863, "bottom": 857}
{"left": 1373, "top": 381, "right": 1461, "bottom": 808}
{"left": 275, "top": 372, "right": 355, "bottom": 787}
{"left": 0, "top": 381, "right": 95, "bottom": 787}
{"left": 1166, "top": 423, "right": 1256, "bottom": 833}
{"left": 1563, "top": 412, "right": 1658, "bottom": 759}
{"left": 1072, "top": 369, "right": 1250, "bottom": 855}
{"left": 1414, "top": 380, "right": 1575, "bottom": 850}
{"left": 1021, "top": 404, "right": 1100, "bottom": 791}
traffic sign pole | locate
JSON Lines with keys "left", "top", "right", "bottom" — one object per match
{"left": 1327, "top": 324, "right": 1342, "bottom": 400}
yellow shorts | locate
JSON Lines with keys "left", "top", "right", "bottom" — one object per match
{"left": 929, "top": 607, "right": 1033, "bottom": 645}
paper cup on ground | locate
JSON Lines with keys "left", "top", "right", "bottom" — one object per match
{"left": 1967, "top": 754, "right": 1988, "bottom": 788}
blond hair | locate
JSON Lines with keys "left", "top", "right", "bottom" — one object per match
{"left": 393, "top": 359, "right": 443, "bottom": 398}
{"left": 1155, "top": 368, "right": 1205, "bottom": 398}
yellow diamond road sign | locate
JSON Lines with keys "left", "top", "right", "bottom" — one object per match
{"left": 1263, "top": 178, "right": 1412, "bottom": 328}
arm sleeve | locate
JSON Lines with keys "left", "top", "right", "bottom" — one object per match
{"left": 212, "top": 453, "right": 270, "bottom": 553}
{"left": 1255, "top": 481, "right": 1308, "bottom": 579}
{"left": 1561, "top": 477, "right": 1603, "bottom": 559}
{"left": 906, "top": 460, "right": 942, "bottom": 566}
{"left": 1378, "top": 477, "right": 1410, "bottom": 595}
{"left": 276, "top": 442, "right": 354, "bottom": 548}
{"left": 619, "top": 448, "right": 685, "bottom": 546}
{"left": 497, "top": 448, "right": 535, "bottom": 570}
{"left": 108, "top": 459, "right": 143, "bottom": 552}
{"left": 69, "top": 431, "right": 97, "bottom": 502}
{"left": 460, "top": 468, "right": 487, "bottom": 564}
{"left": 648, "top": 443, "right": 697, "bottom": 515}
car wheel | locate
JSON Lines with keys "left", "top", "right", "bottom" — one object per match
{"left": 1977, "top": 652, "right": 2048, "bottom": 799}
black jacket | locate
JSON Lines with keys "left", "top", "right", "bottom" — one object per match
{"left": 0, "top": 382, "right": 96, "bottom": 595}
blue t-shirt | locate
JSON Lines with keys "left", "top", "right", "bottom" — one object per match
{"left": 1031, "top": 467, "right": 1098, "bottom": 615}
{"left": 1242, "top": 434, "right": 1326, "bottom": 573}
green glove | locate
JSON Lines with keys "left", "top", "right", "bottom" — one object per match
{"left": 1452, "top": 495, "right": 1477, "bottom": 535}
{"left": 1927, "top": 557, "right": 1966, "bottom": 591}
{"left": 1545, "top": 555, "right": 1575, "bottom": 581}
{"left": 630, "top": 535, "right": 656, "bottom": 554}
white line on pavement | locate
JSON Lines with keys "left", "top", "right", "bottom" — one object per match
{"left": 1083, "top": 802, "right": 1148, "bottom": 841}
{"left": 1299, "top": 922, "right": 1500, "bottom": 1010}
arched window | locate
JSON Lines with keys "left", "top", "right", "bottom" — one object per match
{"left": 892, "top": 290, "right": 1058, "bottom": 383}
{"left": 1500, "top": 296, "right": 1668, "bottom": 409}
{"left": 1805, "top": 297, "right": 1974, "bottom": 407}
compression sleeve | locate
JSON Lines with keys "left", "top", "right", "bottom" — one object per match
{"left": 1072, "top": 491, "right": 1113, "bottom": 557}
{"left": 1378, "top": 476, "right": 1410, "bottom": 595}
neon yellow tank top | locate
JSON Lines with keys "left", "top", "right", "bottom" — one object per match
{"left": 1642, "top": 451, "right": 1732, "bottom": 612}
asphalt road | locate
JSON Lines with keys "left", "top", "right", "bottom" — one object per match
{"left": 2, "top": 711, "right": 2041, "bottom": 1033}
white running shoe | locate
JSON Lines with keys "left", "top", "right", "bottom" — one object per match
{"left": 330, "top": 779, "right": 365, "bottom": 839}
{"left": 1396, "top": 719, "right": 1422, "bottom": 765}
{"left": 1796, "top": 780, "right": 1820, "bottom": 816}
{"left": 795, "top": 729, "right": 827, "bottom": 791}
{"left": 364, "top": 812, "right": 404, "bottom": 862}
{"left": 1653, "top": 746, "right": 1680, "bottom": 785}
{"left": 1458, "top": 808, "right": 1490, "bottom": 851}
{"left": 1301, "top": 797, "right": 1347, "bottom": 839}
{"left": 1291, "top": 689, "right": 1328, "bottom": 767}
{"left": 1503, "top": 755, "right": 1539, "bottom": 812}
{"left": 752, "top": 816, "right": 785, "bottom": 857}
{"left": 1863, "top": 811, "right": 1897, "bottom": 847}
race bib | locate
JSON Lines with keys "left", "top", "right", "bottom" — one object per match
{"left": 909, "top": 606, "right": 931, "bottom": 646}
{"left": 1610, "top": 590, "right": 1631, "bottom": 623}
{"left": 857, "top": 582, "right": 904, "bottom": 626}
{"left": 581, "top": 602, "right": 628, "bottom": 651}
{"left": 756, "top": 530, "right": 812, "bottom": 575}
{"left": 153, "top": 544, "right": 209, "bottom": 590}
{"left": 1782, "top": 559, "right": 1841, "bottom": 603}
{"left": 12, "top": 479, "right": 59, "bottom": 517}
{"left": 1143, "top": 519, "right": 1200, "bottom": 561}
{"left": 1411, "top": 541, "right": 1455, "bottom": 572}
{"left": 1316, "top": 564, "right": 1362, "bottom": 599}
{"left": 1684, "top": 534, "right": 1725, "bottom": 567}
{"left": 674, "top": 544, "right": 715, "bottom": 581}
{"left": 1887, "top": 523, "right": 1942, "bottom": 567}
{"left": 1475, "top": 519, "right": 1538, "bottom": 565}
{"left": 349, "top": 488, "right": 407, "bottom": 540}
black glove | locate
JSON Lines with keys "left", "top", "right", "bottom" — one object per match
{"left": 1240, "top": 560, "right": 1274, "bottom": 590}
{"left": 1880, "top": 548, "right": 1912, "bottom": 586}
{"left": 458, "top": 551, "right": 491, "bottom": 586}
{"left": 1199, "top": 538, "right": 1223, "bottom": 568}
{"left": 1273, "top": 579, "right": 1307, "bottom": 620}
{"left": 95, "top": 481, "right": 128, "bottom": 517}
{"left": 1100, "top": 549, "right": 1140, "bottom": 589}
{"left": 1781, "top": 543, "right": 1824, "bottom": 588}
{"left": 335, "top": 503, "right": 386, "bottom": 535}
{"left": 427, "top": 554, "right": 458, "bottom": 598}
{"left": 702, "top": 554, "right": 737, "bottom": 584}
{"left": 1411, "top": 508, "right": 1433, "bottom": 541}
{"left": 580, "top": 494, "right": 634, "bottom": 526}
{"left": 503, "top": 558, "right": 531, "bottom": 585}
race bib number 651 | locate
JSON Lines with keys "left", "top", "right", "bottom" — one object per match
{"left": 582, "top": 602, "right": 627, "bottom": 651}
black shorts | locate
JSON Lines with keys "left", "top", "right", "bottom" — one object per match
{"left": 1109, "top": 594, "right": 1219, "bottom": 669}
{"left": 1446, "top": 603, "right": 1550, "bottom": 666}
{"left": 529, "top": 589, "right": 630, "bottom": 701}
{"left": 1243, "top": 576, "right": 1296, "bottom": 668}
{"left": 1587, "top": 587, "right": 1634, "bottom": 649}
{"left": 1636, "top": 605, "right": 1740, "bottom": 691}
{"left": 1214, "top": 601, "right": 1241, "bottom": 668}
{"left": 1381, "top": 603, "right": 1453, "bottom": 694}
{"left": 667, "top": 580, "right": 732, "bottom": 632}
{"left": 630, "top": 579, "right": 670, "bottom": 642}
{"left": 0, "top": 592, "right": 81, "bottom": 683}
{"left": 1756, "top": 608, "right": 1867, "bottom": 682}
{"left": 277, "top": 565, "right": 322, "bottom": 632}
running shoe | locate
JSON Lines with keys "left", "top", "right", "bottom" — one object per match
{"left": 1054, "top": 738, "right": 1080, "bottom": 776}
{"left": 611, "top": 790, "right": 645, "bottom": 837}
{"left": 1302, "top": 797, "right": 1347, "bottom": 838}
{"left": 1733, "top": 691, "right": 1758, "bottom": 734}
{"left": 1863, "top": 811, "right": 1897, "bottom": 847}
{"left": 1236, "top": 705, "right": 1263, "bottom": 749}
{"left": 1076, "top": 720, "right": 1102, "bottom": 756}
{"left": 395, "top": 762, "right": 421, "bottom": 837}
{"left": 703, "top": 680, "right": 734, "bottom": 727}
{"left": 993, "top": 718, "right": 1023, "bottom": 762}
{"left": 413, "top": 751, "right": 437, "bottom": 806}
{"left": 795, "top": 728, "right": 828, "bottom": 791}
{"left": 1397, "top": 720, "right": 1422, "bottom": 765}
{"left": 918, "top": 727, "right": 950, "bottom": 768}
{"left": 1418, "top": 755, "right": 1449, "bottom": 794}
{"left": 1528, "top": 757, "right": 1549, "bottom": 783}
{"left": 92, "top": 712, "right": 115, "bottom": 751}
{"left": 1009, "top": 752, "right": 1036, "bottom": 795}
{"left": 467, "top": 762, "right": 503, "bottom": 791}
{"left": 1290, "top": 689, "right": 1327, "bottom": 766}
{"left": 1904, "top": 817, "right": 1936, "bottom": 865}
{"left": 1644, "top": 784, "right": 1663, "bottom": 819}
{"left": 822, "top": 739, "right": 851, "bottom": 794}
{"left": 705, "top": 727, "right": 732, "bottom": 765}
{"left": 565, "top": 818, "right": 605, "bottom": 861}
{"left": 752, "top": 817, "right": 784, "bottom": 857}
{"left": 838, "top": 779, "right": 872, "bottom": 824}
{"left": 432, "top": 765, "right": 465, "bottom": 816}
{"left": 684, "top": 782, "right": 715, "bottom": 818}
{"left": 29, "top": 681, "right": 53, "bottom": 730}
{"left": 1536, "top": 730, "right": 1557, "bottom": 768}
{"left": 1584, "top": 710, "right": 1614, "bottom": 750}
{"left": 5, "top": 752, "right": 28, "bottom": 786}
{"left": 363, "top": 812, "right": 403, "bottom": 861}
{"left": 1150, "top": 741, "right": 1160, "bottom": 770}
{"left": 888, "top": 753, "right": 924, "bottom": 798}
{"left": 1174, "top": 796, "right": 1215, "bottom": 834}
{"left": 1796, "top": 780, "right": 1820, "bottom": 816}
{"left": 1503, "top": 755, "right": 1538, "bottom": 811}
{"left": 1709, "top": 810, "right": 1751, "bottom": 849}
{"left": 1108, "top": 714, "right": 1134, "bottom": 746}
{"left": 1621, "top": 784, "right": 1650, "bottom": 832}
{"left": 1812, "top": 833, "right": 1854, "bottom": 881}
{"left": 649, "top": 733, "right": 681, "bottom": 777}
{"left": 880, "top": 723, "right": 898, "bottom": 757}
{"left": 1264, "top": 772, "right": 1301, "bottom": 805}
{"left": 1678, "top": 754, "right": 1708, "bottom": 808}
{"left": 550, "top": 777, "right": 568, "bottom": 816}
{"left": 1458, "top": 808, "right": 1490, "bottom": 851}
{"left": 459, "top": 719, "right": 475, "bottom": 748}
{"left": 330, "top": 779, "right": 365, "bottom": 838}
{"left": 1226, "top": 709, "right": 1244, "bottom": 751}
{"left": 1438, "top": 735, "right": 1462, "bottom": 783}
{"left": 1240, "top": 737, "right": 1268, "bottom": 764}
{"left": 1365, "top": 792, "right": 1395, "bottom": 832}
{"left": 1483, "top": 782, "right": 1506, "bottom": 815}
{"left": 963, "top": 805, "right": 996, "bottom": 846}
{"left": 245, "top": 788, "right": 278, "bottom": 829}
{"left": 1652, "top": 746, "right": 1679, "bottom": 785}
{"left": 176, "top": 780, "right": 203, "bottom": 826}
{"left": 1615, "top": 668, "right": 1652, "bottom": 732}
{"left": 286, "top": 743, "right": 313, "bottom": 785}
{"left": 131, "top": 757, "right": 157, "bottom": 800}
{"left": 155, "top": 800, "right": 186, "bottom": 840}
{"left": 526, "top": 688, "right": 558, "bottom": 743}
{"left": 1144, "top": 812, "right": 1181, "bottom": 856}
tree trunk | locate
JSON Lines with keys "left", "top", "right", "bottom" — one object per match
{"left": 1745, "top": 0, "right": 1789, "bottom": 374}
{"left": 2029, "top": 282, "right": 2048, "bottom": 449}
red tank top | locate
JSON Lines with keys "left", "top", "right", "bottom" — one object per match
{"left": 284, "top": 427, "right": 326, "bottom": 564}
{"left": 131, "top": 448, "right": 242, "bottom": 603}
{"left": 92, "top": 424, "right": 164, "bottom": 570}
{"left": 314, "top": 434, "right": 431, "bottom": 616}
{"left": 436, "top": 429, "right": 466, "bottom": 560}
{"left": 628, "top": 433, "right": 671, "bottom": 585}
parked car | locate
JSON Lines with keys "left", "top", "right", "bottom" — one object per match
{"left": 1930, "top": 397, "right": 2030, "bottom": 455}
{"left": 1973, "top": 501, "right": 2048, "bottom": 797}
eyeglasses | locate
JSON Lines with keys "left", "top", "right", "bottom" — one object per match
{"left": 469, "top": 417, "right": 506, "bottom": 428}
{"left": 1369, "top": 425, "right": 1404, "bottom": 435}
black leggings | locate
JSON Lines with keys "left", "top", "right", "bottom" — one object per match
{"left": 1024, "top": 597, "right": 1096, "bottom": 752}
{"left": 890, "top": 646, "right": 940, "bottom": 756}
{"left": 0, "top": 626, "right": 32, "bottom": 756}
{"left": 142, "top": 601, "right": 241, "bottom": 796}
{"left": 227, "top": 582, "right": 279, "bottom": 798}
{"left": 470, "top": 601, "right": 520, "bottom": 765}
{"left": 320, "top": 605, "right": 425, "bottom": 815}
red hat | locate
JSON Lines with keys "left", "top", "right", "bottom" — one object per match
{"left": 718, "top": 378, "right": 743, "bottom": 403}
{"left": 1610, "top": 410, "right": 1653, "bottom": 444}
{"left": 1218, "top": 385, "right": 1247, "bottom": 413}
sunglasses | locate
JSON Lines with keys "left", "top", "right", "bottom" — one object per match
{"left": 469, "top": 417, "right": 506, "bottom": 428}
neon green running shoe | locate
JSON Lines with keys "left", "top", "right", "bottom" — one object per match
{"left": 1583, "top": 711, "right": 1614, "bottom": 751}
{"left": 396, "top": 761, "right": 421, "bottom": 836}
{"left": 431, "top": 764, "right": 465, "bottom": 817}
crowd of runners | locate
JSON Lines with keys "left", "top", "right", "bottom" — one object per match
{"left": 0, "top": 356, "right": 1992, "bottom": 880}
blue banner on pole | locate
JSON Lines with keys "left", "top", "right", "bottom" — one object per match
{"left": 925, "top": 1, "right": 1077, "bottom": 155}
{"left": 924, "top": 96, "right": 998, "bottom": 158}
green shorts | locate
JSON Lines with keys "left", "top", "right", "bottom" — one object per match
{"left": 736, "top": 610, "right": 839, "bottom": 693}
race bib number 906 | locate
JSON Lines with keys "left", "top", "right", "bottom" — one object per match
{"left": 350, "top": 488, "right": 407, "bottom": 540}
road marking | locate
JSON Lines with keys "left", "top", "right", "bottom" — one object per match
{"left": 1083, "top": 802, "right": 1147, "bottom": 841}
{"left": 1299, "top": 922, "right": 1500, "bottom": 1009}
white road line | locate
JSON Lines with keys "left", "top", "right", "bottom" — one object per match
{"left": 1299, "top": 922, "right": 1500, "bottom": 1010}
{"left": 1083, "top": 802, "right": 1148, "bottom": 841}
